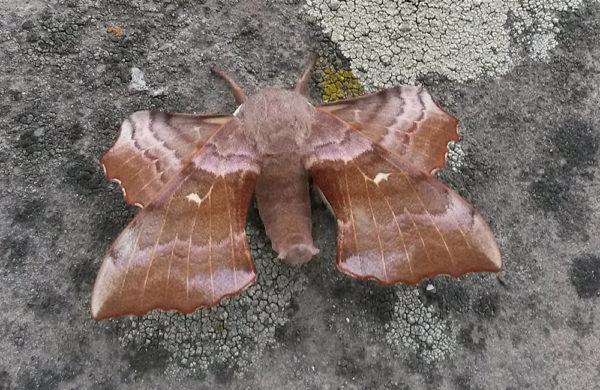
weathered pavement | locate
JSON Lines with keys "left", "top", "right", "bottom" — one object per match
{"left": 1, "top": 1, "right": 599, "bottom": 389}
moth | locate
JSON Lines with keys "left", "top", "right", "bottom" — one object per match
{"left": 91, "top": 59, "right": 501, "bottom": 320}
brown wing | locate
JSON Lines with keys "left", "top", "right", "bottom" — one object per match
{"left": 91, "top": 118, "right": 259, "bottom": 320}
{"left": 100, "top": 111, "right": 233, "bottom": 207}
{"left": 317, "top": 86, "right": 458, "bottom": 174}
{"left": 304, "top": 110, "right": 501, "bottom": 285}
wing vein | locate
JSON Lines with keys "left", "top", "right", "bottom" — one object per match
{"left": 316, "top": 107, "right": 456, "bottom": 173}
{"left": 116, "top": 162, "right": 151, "bottom": 183}
{"left": 364, "top": 178, "right": 388, "bottom": 282}
{"left": 164, "top": 233, "right": 177, "bottom": 297}
{"left": 119, "top": 218, "right": 147, "bottom": 297}
{"left": 371, "top": 176, "right": 414, "bottom": 279}
{"left": 208, "top": 192, "right": 215, "bottom": 302}
{"left": 126, "top": 168, "right": 166, "bottom": 202}
{"left": 344, "top": 167, "right": 361, "bottom": 272}
{"left": 397, "top": 169, "right": 456, "bottom": 268}
{"left": 222, "top": 177, "right": 238, "bottom": 289}
{"left": 186, "top": 195, "right": 202, "bottom": 302}
{"left": 142, "top": 195, "right": 174, "bottom": 295}
{"left": 346, "top": 157, "right": 414, "bottom": 280}
{"left": 107, "top": 146, "right": 151, "bottom": 172}
{"left": 316, "top": 108, "right": 443, "bottom": 163}
{"left": 118, "top": 117, "right": 235, "bottom": 208}
{"left": 403, "top": 207, "right": 434, "bottom": 265}
{"left": 335, "top": 177, "right": 347, "bottom": 263}
{"left": 428, "top": 184, "right": 474, "bottom": 251}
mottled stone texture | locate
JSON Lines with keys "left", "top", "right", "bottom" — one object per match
{"left": 305, "top": 0, "right": 592, "bottom": 88}
{"left": 0, "top": 0, "right": 599, "bottom": 389}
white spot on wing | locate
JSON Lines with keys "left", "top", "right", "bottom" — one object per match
{"left": 186, "top": 193, "right": 203, "bottom": 205}
{"left": 374, "top": 172, "right": 391, "bottom": 185}
{"left": 112, "top": 178, "right": 122, "bottom": 185}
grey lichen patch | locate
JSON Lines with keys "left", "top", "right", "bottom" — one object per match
{"left": 385, "top": 288, "right": 455, "bottom": 364}
{"left": 304, "top": 0, "right": 590, "bottom": 90}
{"left": 446, "top": 141, "right": 466, "bottom": 172}
{"left": 118, "top": 224, "right": 308, "bottom": 376}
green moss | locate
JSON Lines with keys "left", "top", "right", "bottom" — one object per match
{"left": 321, "top": 66, "right": 365, "bottom": 102}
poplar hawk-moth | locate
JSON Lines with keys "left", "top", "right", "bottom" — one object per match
{"left": 91, "top": 59, "right": 501, "bottom": 320}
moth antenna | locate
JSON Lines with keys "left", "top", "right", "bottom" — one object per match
{"left": 294, "top": 54, "right": 317, "bottom": 96}
{"left": 211, "top": 68, "right": 247, "bottom": 104}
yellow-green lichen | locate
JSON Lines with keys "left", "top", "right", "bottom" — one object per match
{"left": 321, "top": 67, "right": 364, "bottom": 102}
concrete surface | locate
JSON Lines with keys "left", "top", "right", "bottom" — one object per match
{"left": 1, "top": 0, "right": 599, "bottom": 389}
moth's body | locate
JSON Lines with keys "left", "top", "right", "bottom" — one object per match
{"left": 240, "top": 88, "right": 315, "bottom": 157}
{"left": 238, "top": 88, "right": 318, "bottom": 264}
{"left": 91, "top": 59, "right": 502, "bottom": 320}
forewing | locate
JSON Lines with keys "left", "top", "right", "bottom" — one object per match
{"left": 317, "top": 86, "right": 458, "bottom": 173}
{"left": 305, "top": 110, "right": 501, "bottom": 285}
{"left": 101, "top": 111, "right": 233, "bottom": 207}
{"left": 92, "top": 118, "right": 259, "bottom": 320}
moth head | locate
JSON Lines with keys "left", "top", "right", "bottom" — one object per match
{"left": 238, "top": 88, "right": 316, "bottom": 156}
